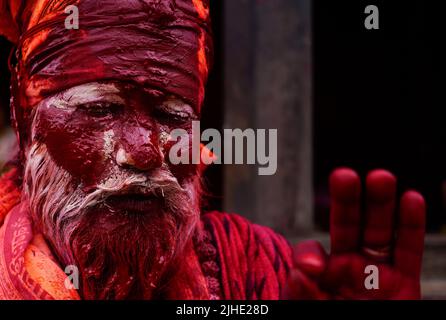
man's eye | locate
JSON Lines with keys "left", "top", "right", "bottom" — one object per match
{"left": 78, "top": 102, "right": 120, "bottom": 117}
{"left": 153, "top": 107, "right": 194, "bottom": 123}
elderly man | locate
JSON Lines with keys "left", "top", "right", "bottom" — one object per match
{"left": 0, "top": 0, "right": 425, "bottom": 300}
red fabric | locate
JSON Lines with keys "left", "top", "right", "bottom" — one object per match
{"left": 0, "top": 196, "right": 77, "bottom": 299}
{"left": 203, "top": 211, "right": 293, "bottom": 300}
{"left": 0, "top": 168, "right": 21, "bottom": 223}
{"left": 0, "top": 203, "right": 55, "bottom": 299}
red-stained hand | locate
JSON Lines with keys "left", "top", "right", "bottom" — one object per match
{"left": 285, "top": 168, "right": 425, "bottom": 300}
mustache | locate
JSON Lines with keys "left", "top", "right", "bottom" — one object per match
{"left": 78, "top": 167, "right": 190, "bottom": 214}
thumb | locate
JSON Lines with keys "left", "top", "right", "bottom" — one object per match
{"left": 282, "top": 268, "right": 329, "bottom": 300}
{"left": 293, "top": 240, "right": 328, "bottom": 279}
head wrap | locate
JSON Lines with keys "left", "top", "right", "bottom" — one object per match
{"left": 0, "top": 0, "right": 213, "bottom": 150}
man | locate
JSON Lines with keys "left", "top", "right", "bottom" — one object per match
{"left": 0, "top": 0, "right": 425, "bottom": 300}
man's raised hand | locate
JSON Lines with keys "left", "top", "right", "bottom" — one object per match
{"left": 285, "top": 168, "right": 425, "bottom": 300}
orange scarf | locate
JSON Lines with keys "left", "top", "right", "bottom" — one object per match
{"left": 0, "top": 169, "right": 79, "bottom": 299}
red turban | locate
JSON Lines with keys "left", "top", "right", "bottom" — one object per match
{"left": 0, "top": 0, "right": 213, "bottom": 150}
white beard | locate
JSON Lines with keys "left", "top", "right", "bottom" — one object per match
{"left": 22, "top": 141, "right": 202, "bottom": 299}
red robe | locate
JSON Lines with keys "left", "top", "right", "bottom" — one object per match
{"left": 0, "top": 169, "right": 293, "bottom": 300}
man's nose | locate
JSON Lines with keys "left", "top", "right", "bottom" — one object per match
{"left": 116, "top": 126, "right": 163, "bottom": 171}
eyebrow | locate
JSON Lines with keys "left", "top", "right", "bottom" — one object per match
{"left": 46, "top": 82, "right": 126, "bottom": 109}
{"left": 44, "top": 82, "right": 197, "bottom": 118}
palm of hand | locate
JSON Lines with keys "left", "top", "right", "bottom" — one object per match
{"left": 285, "top": 168, "right": 425, "bottom": 300}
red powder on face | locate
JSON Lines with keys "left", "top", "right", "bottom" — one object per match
{"left": 31, "top": 83, "right": 199, "bottom": 188}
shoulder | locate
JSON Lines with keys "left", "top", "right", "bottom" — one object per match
{"left": 201, "top": 211, "right": 293, "bottom": 299}
{"left": 202, "top": 211, "right": 292, "bottom": 253}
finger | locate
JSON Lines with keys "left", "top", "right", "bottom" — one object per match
{"left": 362, "top": 170, "right": 397, "bottom": 261}
{"left": 329, "top": 168, "right": 362, "bottom": 254}
{"left": 293, "top": 240, "right": 328, "bottom": 279}
{"left": 394, "top": 190, "right": 425, "bottom": 279}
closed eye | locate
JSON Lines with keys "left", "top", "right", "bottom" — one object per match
{"left": 153, "top": 108, "right": 195, "bottom": 123}
{"left": 77, "top": 102, "right": 122, "bottom": 118}
{"left": 154, "top": 98, "right": 196, "bottom": 124}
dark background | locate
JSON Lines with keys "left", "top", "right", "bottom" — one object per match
{"left": 313, "top": 1, "right": 444, "bottom": 231}
{"left": 199, "top": 0, "right": 223, "bottom": 213}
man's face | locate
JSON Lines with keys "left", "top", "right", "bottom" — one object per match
{"left": 22, "top": 81, "right": 202, "bottom": 299}
{"left": 32, "top": 82, "right": 199, "bottom": 186}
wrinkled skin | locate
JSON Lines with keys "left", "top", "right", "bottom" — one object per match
{"left": 32, "top": 82, "right": 198, "bottom": 188}
{"left": 286, "top": 168, "right": 425, "bottom": 299}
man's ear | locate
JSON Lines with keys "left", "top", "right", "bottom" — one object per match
{"left": 0, "top": 0, "right": 19, "bottom": 43}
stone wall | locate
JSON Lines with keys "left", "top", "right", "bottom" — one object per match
{"left": 223, "top": 0, "right": 313, "bottom": 236}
